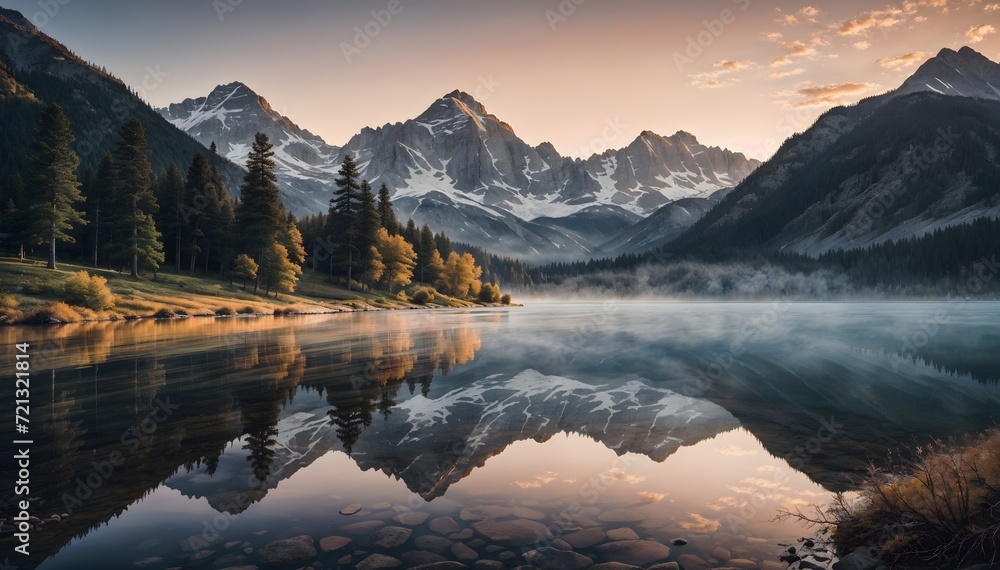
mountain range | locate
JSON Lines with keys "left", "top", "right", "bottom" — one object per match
{"left": 3, "top": 2, "right": 999, "bottom": 266}
{"left": 666, "top": 46, "right": 1000, "bottom": 258}
{"left": 157, "top": 85, "right": 759, "bottom": 261}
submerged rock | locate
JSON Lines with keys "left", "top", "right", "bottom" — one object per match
{"left": 563, "top": 528, "right": 607, "bottom": 549}
{"left": 256, "top": 535, "right": 316, "bottom": 566}
{"left": 340, "top": 504, "right": 364, "bottom": 516}
{"left": 523, "top": 547, "right": 593, "bottom": 570}
{"left": 606, "top": 528, "right": 639, "bottom": 541}
{"left": 472, "top": 520, "right": 553, "bottom": 546}
{"left": 393, "top": 512, "right": 430, "bottom": 526}
{"left": 356, "top": 553, "right": 402, "bottom": 570}
{"left": 319, "top": 536, "right": 352, "bottom": 552}
{"left": 460, "top": 506, "right": 512, "bottom": 521}
{"left": 429, "top": 517, "right": 462, "bottom": 535}
{"left": 367, "top": 526, "right": 412, "bottom": 549}
{"left": 595, "top": 540, "right": 671, "bottom": 566}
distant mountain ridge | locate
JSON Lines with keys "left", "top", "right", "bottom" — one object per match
{"left": 663, "top": 46, "right": 1000, "bottom": 258}
{"left": 162, "top": 85, "right": 759, "bottom": 261}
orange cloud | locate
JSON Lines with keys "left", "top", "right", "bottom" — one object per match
{"left": 793, "top": 82, "right": 874, "bottom": 107}
{"left": 837, "top": 8, "right": 904, "bottom": 35}
{"left": 770, "top": 68, "right": 806, "bottom": 79}
{"left": 770, "top": 41, "right": 817, "bottom": 67}
{"left": 877, "top": 52, "right": 931, "bottom": 70}
{"left": 967, "top": 24, "right": 996, "bottom": 43}
{"left": 715, "top": 59, "right": 755, "bottom": 71}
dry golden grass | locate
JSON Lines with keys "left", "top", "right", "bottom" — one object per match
{"left": 795, "top": 429, "right": 1000, "bottom": 566}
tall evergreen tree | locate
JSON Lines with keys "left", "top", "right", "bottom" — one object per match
{"left": 356, "top": 180, "right": 381, "bottom": 291}
{"left": 155, "top": 162, "right": 185, "bottom": 273}
{"left": 326, "top": 155, "right": 362, "bottom": 289}
{"left": 26, "top": 103, "right": 85, "bottom": 269}
{"left": 112, "top": 118, "right": 162, "bottom": 278}
{"left": 208, "top": 163, "right": 235, "bottom": 276}
{"left": 418, "top": 224, "right": 437, "bottom": 283}
{"left": 377, "top": 183, "right": 400, "bottom": 234}
{"left": 235, "top": 133, "right": 283, "bottom": 294}
{"left": 0, "top": 173, "right": 27, "bottom": 258}
{"left": 183, "top": 153, "right": 215, "bottom": 275}
{"left": 86, "top": 156, "right": 115, "bottom": 267}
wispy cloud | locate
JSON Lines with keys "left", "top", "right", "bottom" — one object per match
{"left": 762, "top": 32, "right": 783, "bottom": 42}
{"left": 775, "top": 10, "right": 799, "bottom": 25}
{"left": 636, "top": 491, "right": 665, "bottom": 504}
{"left": 690, "top": 60, "right": 755, "bottom": 89}
{"left": 792, "top": 82, "right": 874, "bottom": 107}
{"left": 877, "top": 51, "right": 931, "bottom": 69}
{"left": 715, "top": 59, "right": 755, "bottom": 71}
{"left": 986, "top": 3, "right": 1000, "bottom": 11}
{"left": 837, "top": 8, "right": 904, "bottom": 35}
{"left": 853, "top": 41, "right": 871, "bottom": 50}
{"left": 690, "top": 72, "right": 740, "bottom": 89}
{"left": 770, "top": 41, "right": 817, "bottom": 67}
{"left": 967, "top": 23, "right": 996, "bottom": 43}
{"left": 800, "top": 6, "right": 820, "bottom": 17}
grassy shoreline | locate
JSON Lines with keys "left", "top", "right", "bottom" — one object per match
{"left": 0, "top": 257, "right": 496, "bottom": 325}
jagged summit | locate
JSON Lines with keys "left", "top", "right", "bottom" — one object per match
{"left": 896, "top": 45, "right": 1000, "bottom": 100}
{"left": 157, "top": 83, "right": 341, "bottom": 214}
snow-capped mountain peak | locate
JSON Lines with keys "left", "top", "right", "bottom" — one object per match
{"left": 895, "top": 45, "right": 1000, "bottom": 101}
{"left": 157, "top": 82, "right": 340, "bottom": 214}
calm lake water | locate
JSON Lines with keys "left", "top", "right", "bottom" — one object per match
{"left": 1, "top": 302, "right": 999, "bottom": 570}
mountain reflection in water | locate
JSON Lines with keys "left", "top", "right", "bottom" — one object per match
{"left": 1, "top": 303, "right": 998, "bottom": 570}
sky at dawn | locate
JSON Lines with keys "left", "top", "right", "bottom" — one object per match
{"left": 4, "top": 0, "right": 999, "bottom": 159}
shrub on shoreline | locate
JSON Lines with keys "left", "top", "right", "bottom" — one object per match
{"left": 64, "top": 271, "right": 115, "bottom": 310}
{"left": 411, "top": 287, "right": 436, "bottom": 305}
{"left": 784, "top": 428, "right": 1000, "bottom": 567}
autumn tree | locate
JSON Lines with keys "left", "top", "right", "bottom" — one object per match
{"left": 260, "top": 243, "right": 301, "bottom": 298}
{"left": 232, "top": 254, "right": 258, "bottom": 290}
{"left": 437, "top": 252, "right": 483, "bottom": 298}
{"left": 376, "top": 227, "right": 416, "bottom": 294}
{"left": 26, "top": 103, "right": 85, "bottom": 270}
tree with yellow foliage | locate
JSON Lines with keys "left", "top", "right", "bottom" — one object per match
{"left": 376, "top": 227, "right": 416, "bottom": 294}
{"left": 437, "top": 252, "right": 483, "bottom": 298}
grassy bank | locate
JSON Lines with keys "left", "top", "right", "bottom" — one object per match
{"left": 0, "top": 257, "right": 483, "bottom": 324}
{"left": 785, "top": 429, "right": 1000, "bottom": 568}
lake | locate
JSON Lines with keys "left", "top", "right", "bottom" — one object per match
{"left": 2, "top": 302, "right": 999, "bottom": 570}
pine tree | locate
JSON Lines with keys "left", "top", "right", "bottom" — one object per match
{"left": 155, "top": 162, "right": 184, "bottom": 273}
{"left": 26, "top": 103, "right": 85, "bottom": 270}
{"left": 235, "top": 133, "right": 283, "bottom": 294}
{"left": 356, "top": 180, "right": 381, "bottom": 291}
{"left": 183, "top": 153, "right": 215, "bottom": 275}
{"left": 403, "top": 218, "right": 418, "bottom": 246}
{"left": 327, "top": 155, "right": 362, "bottom": 288}
{"left": 0, "top": 173, "right": 27, "bottom": 258}
{"left": 207, "top": 163, "right": 235, "bottom": 276}
{"left": 377, "top": 183, "right": 400, "bottom": 234}
{"left": 418, "top": 224, "right": 437, "bottom": 282}
{"left": 112, "top": 118, "right": 162, "bottom": 278}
